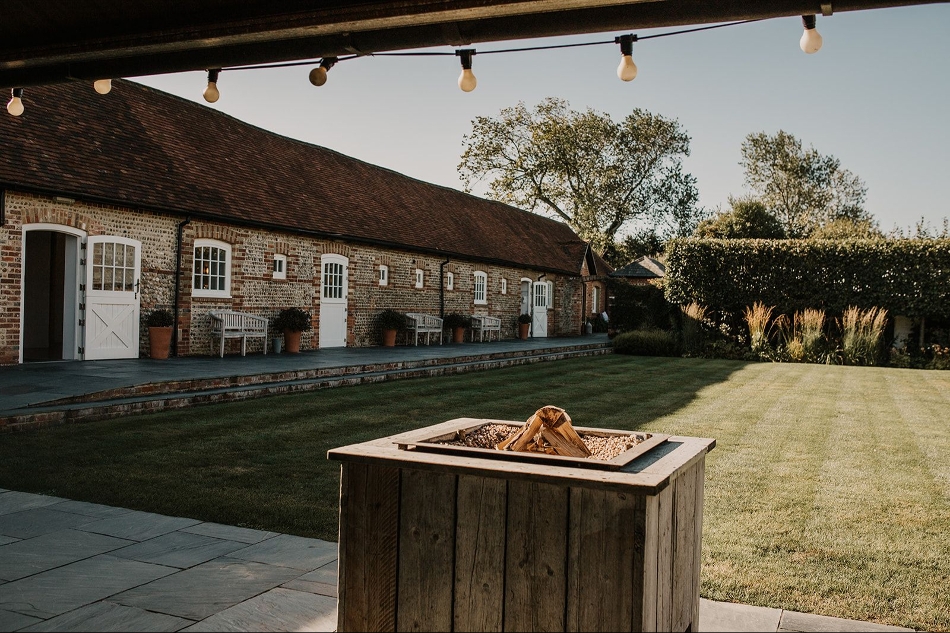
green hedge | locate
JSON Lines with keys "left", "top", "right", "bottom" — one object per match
{"left": 665, "top": 238, "right": 950, "bottom": 318}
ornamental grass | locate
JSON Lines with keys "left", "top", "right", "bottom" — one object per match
{"left": 840, "top": 306, "right": 888, "bottom": 366}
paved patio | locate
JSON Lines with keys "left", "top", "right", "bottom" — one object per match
{"left": 0, "top": 491, "right": 914, "bottom": 632}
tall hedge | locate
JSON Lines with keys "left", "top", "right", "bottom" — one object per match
{"left": 665, "top": 238, "right": 950, "bottom": 318}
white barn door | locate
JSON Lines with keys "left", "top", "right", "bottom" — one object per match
{"left": 532, "top": 281, "right": 549, "bottom": 338}
{"left": 83, "top": 236, "right": 141, "bottom": 360}
{"left": 320, "top": 254, "right": 348, "bottom": 348}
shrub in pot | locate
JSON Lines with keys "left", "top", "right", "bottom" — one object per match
{"left": 376, "top": 309, "right": 407, "bottom": 347}
{"left": 517, "top": 313, "right": 532, "bottom": 340}
{"left": 146, "top": 309, "right": 174, "bottom": 360}
{"left": 273, "top": 307, "right": 312, "bottom": 353}
{"left": 443, "top": 313, "right": 472, "bottom": 344}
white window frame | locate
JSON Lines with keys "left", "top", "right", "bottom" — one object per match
{"left": 192, "top": 239, "right": 232, "bottom": 298}
{"left": 592, "top": 285, "right": 600, "bottom": 313}
{"left": 415, "top": 268, "right": 424, "bottom": 289}
{"left": 446, "top": 271, "right": 454, "bottom": 291}
{"left": 473, "top": 271, "right": 487, "bottom": 305}
{"left": 501, "top": 278, "right": 507, "bottom": 295}
{"left": 273, "top": 254, "right": 287, "bottom": 280}
{"left": 379, "top": 264, "right": 389, "bottom": 287}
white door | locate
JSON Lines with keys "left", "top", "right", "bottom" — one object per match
{"left": 532, "top": 281, "right": 548, "bottom": 338}
{"left": 320, "top": 254, "right": 347, "bottom": 348}
{"left": 83, "top": 236, "right": 141, "bottom": 360}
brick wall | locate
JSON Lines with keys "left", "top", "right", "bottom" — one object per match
{"left": 0, "top": 191, "right": 583, "bottom": 363}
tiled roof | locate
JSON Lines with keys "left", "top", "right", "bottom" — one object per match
{"left": 610, "top": 256, "right": 666, "bottom": 278}
{"left": 0, "top": 80, "right": 591, "bottom": 275}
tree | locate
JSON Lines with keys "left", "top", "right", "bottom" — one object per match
{"left": 739, "top": 130, "right": 870, "bottom": 237}
{"left": 809, "top": 218, "right": 883, "bottom": 240}
{"left": 694, "top": 197, "right": 786, "bottom": 239}
{"left": 458, "top": 98, "right": 703, "bottom": 254}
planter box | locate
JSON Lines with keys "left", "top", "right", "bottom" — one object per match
{"left": 328, "top": 418, "right": 715, "bottom": 633}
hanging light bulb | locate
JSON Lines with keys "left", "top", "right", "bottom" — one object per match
{"left": 308, "top": 57, "right": 339, "bottom": 87}
{"left": 6, "top": 88, "right": 24, "bottom": 117}
{"left": 800, "top": 15, "right": 823, "bottom": 54}
{"left": 614, "top": 34, "right": 638, "bottom": 81}
{"left": 203, "top": 69, "right": 221, "bottom": 103}
{"left": 456, "top": 49, "right": 477, "bottom": 92}
{"left": 93, "top": 79, "right": 112, "bottom": 95}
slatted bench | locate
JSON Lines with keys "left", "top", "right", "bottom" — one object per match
{"left": 405, "top": 312, "right": 443, "bottom": 346}
{"left": 470, "top": 314, "right": 502, "bottom": 342}
{"left": 208, "top": 310, "right": 268, "bottom": 357}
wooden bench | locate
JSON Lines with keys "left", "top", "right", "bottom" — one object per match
{"left": 208, "top": 310, "right": 268, "bottom": 357}
{"left": 405, "top": 312, "right": 443, "bottom": 346}
{"left": 470, "top": 314, "right": 502, "bottom": 342}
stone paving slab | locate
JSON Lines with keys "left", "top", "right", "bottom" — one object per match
{"left": 280, "top": 563, "right": 338, "bottom": 597}
{"left": 0, "top": 507, "right": 98, "bottom": 539}
{"left": 181, "top": 588, "right": 336, "bottom": 632}
{"left": 0, "top": 535, "right": 19, "bottom": 547}
{"left": 179, "top": 523, "right": 277, "bottom": 545}
{"left": 0, "top": 529, "right": 132, "bottom": 582}
{"left": 76, "top": 511, "right": 202, "bottom": 542}
{"left": 18, "top": 601, "right": 192, "bottom": 632}
{"left": 699, "top": 598, "right": 783, "bottom": 632}
{"left": 227, "top": 534, "right": 338, "bottom": 571}
{"left": 0, "top": 608, "right": 42, "bottom": 631}
{"left": 0, "top": 493, "right": 65, "bottom": 517}
{"left": 778, "top": 609, "right": 914, "bottom": 632}
{"left": 110, "top": 531, "right": 250, "bottom": 569}
{"left": 111, "top": 557, "right": 302, "bottom": 621}
{"left": 49, "top": 500, "right": 135, "bottom": 520}
{"left": 0, "top": 554, "right": 177, "bottom": 619}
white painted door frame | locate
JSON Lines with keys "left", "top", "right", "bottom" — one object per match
{"left": 532, "top": 281, "right": 549, "bottom": 338}
{"left": 319, "top": 254, "right": 348, "bottom": 348}
{"left": 83, "top": 235, "right": 142, "bottom": 360}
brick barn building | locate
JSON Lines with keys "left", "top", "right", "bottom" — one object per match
{"left": 0, "top": 80, "right": 608, "bottom": 364}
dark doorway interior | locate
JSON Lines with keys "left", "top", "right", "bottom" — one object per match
{"left": 23, "top": 231, "right": 67, "bottom": 362}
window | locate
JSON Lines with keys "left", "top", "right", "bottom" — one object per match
{"left": 446, "top": 271, "right": 454, "bottom": 290}
{"left": 592, "top": 285, "right": 600, "bottom": 313}
{"left": 193, "top": 239, "right": 231, "bottom": 298}
{"left": 379, "top": 265, "right": 389, "bottom": 286}
{"left": 415, "top": 268, "right": 424, "bottom": 289}
{"left": 473, "top": 271, "right": 487, "bottom": 304}
{"left": 273, "top": 254, "right": 287, "bottom": 280}
{"left": 501, "top": 278, "right": 507, "bottom": 295}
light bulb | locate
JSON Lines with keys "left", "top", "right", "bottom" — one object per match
{"left": 458, "top": 69, "right": 477, "bottom": 92}
{"left": 7, "top": 89, "right": 24, "bottom": 117}
{"left": 94, "top": 79, "right": 112, "bottom": 94}
{"left": 617, "top": 55, "right": 638, "bottom": 81}
{"left": 203, "top": 69, "right": 221, "bottom": 103}
{"left": 800, "top": 15, "right": 823, "bottom": 54}
{"left": 309, "top": 67, "right": 328, "bottom": 86}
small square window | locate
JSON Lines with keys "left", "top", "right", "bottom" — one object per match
{"left": 446, "top": 271, "right": 454, "bottom": 290}
{"left": 379, "top": 265, "right": 389, "bottom": 286}
{"left": 501, "top": 278, "right": 507, "bottom": 294}
{"left": 273, "top": 254, "right": 287, "bottom": 280}
{"left": 415, "top": 268, "right": 424, "bottom": 289}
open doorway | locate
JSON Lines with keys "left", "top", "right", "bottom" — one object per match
{"left": 22, "top": 229, "right": 80, "bottom": 362}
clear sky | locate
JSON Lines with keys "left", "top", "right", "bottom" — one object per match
{"left": 134, "top": 4, "right": 949, "bottom": 236}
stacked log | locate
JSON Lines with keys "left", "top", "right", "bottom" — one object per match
{"left": 497, "top": 406, "right": 591, "bottom": 458}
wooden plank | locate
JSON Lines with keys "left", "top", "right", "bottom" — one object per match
{"left": 337, "top": 463, "right": 400, "bottom": 633}
{"left": 692, "top": 457, "right": 706, "bottom": 631}
{"left": 504, "top": 480, "right": 569, "bottom": 632}
{"left": 397, "top": 468, "right": 457, "bottom": 632}
{"left": 639, "top": 494, "right": 659, "bottom": 632}
{"left": 672, "top": 464, "right": 697, "bottom": 632}
{"left": 454, "top": 475, "right": 507, "bottom": 632}
{"left": 566, "top": 487, "right": 640, "bottom": 632}
{"left": 655, "top": 484, "right": 673, "bottom": 633}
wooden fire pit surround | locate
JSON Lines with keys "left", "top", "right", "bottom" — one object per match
{"left": 328, "top": 409, "right": 715, "bottom": 633}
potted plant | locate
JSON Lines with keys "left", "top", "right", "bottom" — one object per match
{"left": 376, "top": 309, "right": 407, "bottom": 347}
{"left": 443, "top": 313, "right": 471, "bottom": 344}
{"left": 273, "top": 307, "right": 312, "bottom": 353}
{"left": 517, "top": 313, "right": 532, "bottom": 340}
{"left": 146, "top": 308, "right": 174, "bottom": 359}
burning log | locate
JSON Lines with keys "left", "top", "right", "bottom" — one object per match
{"left": 497, "top": 406, "right": 592, "bottom": 458}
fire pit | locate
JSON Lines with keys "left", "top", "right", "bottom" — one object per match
{"left": 328, "top": 415, "right": 715, "bottom": 633}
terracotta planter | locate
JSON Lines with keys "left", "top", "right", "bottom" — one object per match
{"left": 382, "top": 329, "right": 397, "bottom": 347}
{"left": 518, "top": 322, "right": 530, "bottom": 340}
{"left": 284, "top": 329, "right": 302, "bottom": 353}
{"left": 148, "top": 326, "right": 173, "bottom": 360}
{"left": 451, "top": 327, "right": 465, "bottom": 344}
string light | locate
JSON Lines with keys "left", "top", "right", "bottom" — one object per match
{"left": 6, "top": 88, "right": 24, "bottom": 116}
{"left": 203, "top": 69, "right": 221, "bottom": 103}
{"left": 800, "top": 15, "right": 823, "bottom": 53}
{"left": 308, "top": 57, "right": 339, "bottom": 86}
{"left": 614, "top": 34, "right": 638, "bottom": 81}
{"left": 93, "top": 79, "right": 112, "bottom": 94}
{"left": 456, "top": 49, "right": 477, "bottom": 92}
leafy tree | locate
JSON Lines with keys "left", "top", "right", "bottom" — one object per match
{"left": 694, "top": 197, "right": 786, "bottom": 239}
{"left": 458, "top": 98, "right": 703, "bottom": 254}
{"left": 809, "top": 218, "right": 883, "bottom": 240}
{"left": 740, "top": 130, "right": 870, "bottom": 237}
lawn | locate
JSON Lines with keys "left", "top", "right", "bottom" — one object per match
{"left": 1, "top": 355, "right": 948, "bottom": 630}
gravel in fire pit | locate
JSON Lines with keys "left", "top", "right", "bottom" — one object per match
{"left": 442, "top": 423, "right": 648, "bottom": 461}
